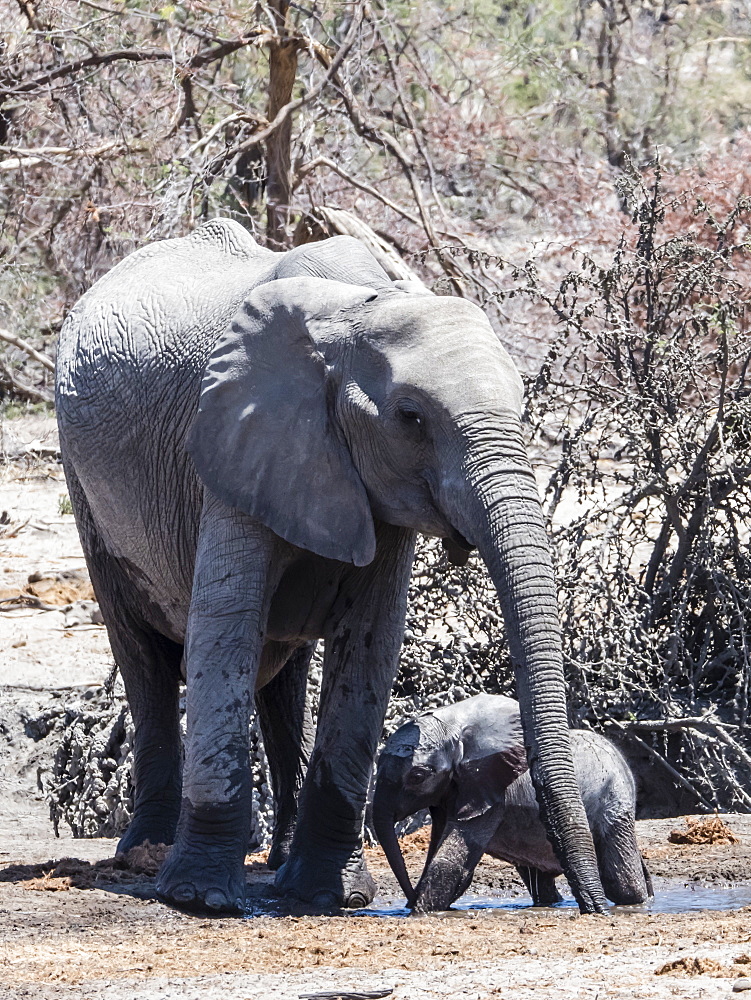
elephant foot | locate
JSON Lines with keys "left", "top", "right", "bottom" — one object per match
{"left": 117, "top": 805, "right": 179, "bottom": 854}
{"left": 156, "top": 844, "right": 246, "bottom": 914}
{"left": 275, "top": 845, "right": 376, "bottom": 909}
{"left": 266, "top": 832, "right": 293, "bottom": 872}
{"left": 154, "top": 802, "right": 248, "bottom": 915}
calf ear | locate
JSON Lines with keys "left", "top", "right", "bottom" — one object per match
{"left": 454, "top": 746, "right": 529, "bottom": 821}
{"left": 187, "top": 277, "right": 377, "bottom": 566}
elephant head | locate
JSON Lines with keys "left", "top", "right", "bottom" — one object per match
{"left": 186, "top": 240, "right": 607, "bottom": 913}
{"left": 372, "top": 697, "right": 529, "bottom": 908}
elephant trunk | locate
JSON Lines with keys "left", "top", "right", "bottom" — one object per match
{"left": 371, "top": 777, "right": 415, "bottom": 906}
{"left": 444, "top": 413, "right": 608, "bottom": 915}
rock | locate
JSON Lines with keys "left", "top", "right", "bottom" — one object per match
{"left": 62, "top": 600, "right": 103, "bottom": 627}
{"left": 733, "top": 981, "right": 751, "bottom": 993}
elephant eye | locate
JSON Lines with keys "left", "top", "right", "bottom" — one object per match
{"left": 408, "top": 765, "right": 433, "bottom": 783}
{"left": 396, "top": 404, "right": 423, "bottom": 427}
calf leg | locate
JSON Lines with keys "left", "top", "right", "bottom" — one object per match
{"left": 516, "top": 865, "right": 563, "bottom": 907}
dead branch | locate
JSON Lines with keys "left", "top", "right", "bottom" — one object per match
{"left": 305, "top": 206, "right": 424, "bottom": 283}
{"left": 0, "top": 49, "right": 177, "bottom": 98}
{"left": 202, "top": 8, "right": 363, "bottom": 179}
{"left": 0, "top": 329, "right": 55, "bottom": 371}
{"left": 0, "top": 361, "right": 52, "bottom": 404}
{"left": 625, "top": 716, "right": 723, "bottom": 734}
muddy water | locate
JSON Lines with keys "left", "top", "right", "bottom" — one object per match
{"left": 242, "top": 878, "right": 751, "bottom": 919}
{"left": 356, "top": 880, "right": 751, "bottom": 917}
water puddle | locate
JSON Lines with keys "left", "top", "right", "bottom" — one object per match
{"left": 355, "top": 881, "right": 751, "bottom": 918}
{"left": 243, "top": 880, "right": 751, "bottom": 918}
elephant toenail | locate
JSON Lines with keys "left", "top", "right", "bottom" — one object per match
{"left": 234, "top": 897, "right": 245, "bottom": 911}
{"left": 312, "top": 891, "right": 339, "bottom": 908}
{"left": 171, "top": 883, "right": 196, "bottom": 903}
{"left": 347, "top": 892, "right": 369, "bottom": 908}
{"left": 204, "top": 889, "right": 229, "bottom": 911}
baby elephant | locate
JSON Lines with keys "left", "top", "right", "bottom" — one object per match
{"left": 373, "top": 694, "right": 652, "bottom": 912}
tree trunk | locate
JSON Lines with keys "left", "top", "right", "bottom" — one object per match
{"left": 266, "top": 0, "right": 298, "bottom": 249}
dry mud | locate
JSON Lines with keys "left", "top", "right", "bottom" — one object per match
{"left": 2, "top": 416, "right": 751, "bottom": 1000}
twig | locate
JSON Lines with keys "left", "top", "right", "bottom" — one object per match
{"left": 296, "top": 156, "right": 423, "bottom": 228}
{"left": 0, "top": 361, "right": 53, "bottom": 404}
{"left": 0, "top": 329, "right": 55, "bottom": 371}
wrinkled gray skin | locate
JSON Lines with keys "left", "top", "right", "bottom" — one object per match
{"left": 56, "top": 219, "right": 607, "bottom": 916}
{"left": 374, "top": 694, "right": 652, "bottom": 912}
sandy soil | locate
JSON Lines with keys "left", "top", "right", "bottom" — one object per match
{"left": 3, "top": 415, "right": 751, "bottom": 1000}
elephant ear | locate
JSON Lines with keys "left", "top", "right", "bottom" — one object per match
{"left": 187, "top": 276, "right": 378, "bottom": 566}
{"left": 454, "top": 745, "right": 529, "bottom": 821}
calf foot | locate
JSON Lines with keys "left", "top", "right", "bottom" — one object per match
{"left": 266, "top": 834, "right": 292, "bottom": 872}
{"left": 275, "top": 845, "right": 375, "bottom": 908}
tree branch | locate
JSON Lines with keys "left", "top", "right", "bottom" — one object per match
{"left": 0, "top": 329, "right": 55, "bottom": 371}
{"left": 201, "top": 7, "right": 363, "bottom": 179}
{"left": 0, "top": 361, "right": 52, "bottom": 404}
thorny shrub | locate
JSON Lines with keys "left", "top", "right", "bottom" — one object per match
{"left": 522, "top": 164, "right": 751, "bottom": 810}
{"left": 410, "top": 162, "right": 751, "bottom": 812}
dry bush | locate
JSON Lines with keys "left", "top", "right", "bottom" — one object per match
{"left": 522, "top": 165, "right": 751, "bottom": 809}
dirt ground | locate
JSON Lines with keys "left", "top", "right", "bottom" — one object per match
{"left": 3, "top": 415, "right": 751, "bottom": 1000}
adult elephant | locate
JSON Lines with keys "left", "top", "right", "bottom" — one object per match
{"left": 56, "top": 219, "right": 607, "bottom": 915}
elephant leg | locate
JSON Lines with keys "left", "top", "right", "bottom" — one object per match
{"left": 516, "top": 865, "right": 563, "bottom": 907}
{"left": 411, "top": 808, "right": 500, "bottom": 912}
{"left": 113, "top": 621, "right": 183, "bottom": 853}
{"left": 65, "top": 465, "right": 183, "bottom": 852}
{"left": 276, "top": 524, "right": 416, "bottom": 908}
{"left": 594, "top": 819, "right": 651, "bottom": 905}
{"left": 256, "top": 641, "right": 316, "bottom": 870}
{"left": 156, "top": 494, "right": 279, "bottom": 915}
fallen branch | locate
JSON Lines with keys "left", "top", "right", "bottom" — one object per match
{"left": 306, "top": 206, "right": 424, "bottom": 283}
{"left": 0, "top": 594, "right": 62, "bottom": 613}
{"left": 0, "top": 329, "right": 55, "bottom": 371}
{"left": 0, "top": 361, "right": 53, "bottom": 404}
{"left": 298, "top": 992, "right": 393, "bottom": 1000}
